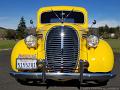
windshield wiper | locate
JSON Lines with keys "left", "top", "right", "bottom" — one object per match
{"left": 51, "top": 8, "right": 74, "bottom": 24}
{"left": 63, "top": 8, "right": 74, "bottom": 22}
{"left": 51, "top": 9, "right": 63, "bottom": 23}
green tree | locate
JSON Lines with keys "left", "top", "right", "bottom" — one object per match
{"left": 16, "top": 17, "right": 27, "bottom": 39}
{"left": 104, "top": 24, "right": 109, "bottom": 33}
{"left": 115, "top": 26, "right": 120, "bottom": 39}
{"left": 98, "top": 26, "right": 104, "bottom": 36}
{"left": 6, "top": 30, "right": 16, "bottom": 40}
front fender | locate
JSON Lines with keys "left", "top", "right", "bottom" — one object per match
{"left": 87, "top": 39, "right": 114, "bottom": 72}
{"left": 11, "top": 39, "right": 45, "bottom": 72}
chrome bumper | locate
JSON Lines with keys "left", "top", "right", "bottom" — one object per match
{"left": 10, "top": 72, "right": 116, "bottom": 81}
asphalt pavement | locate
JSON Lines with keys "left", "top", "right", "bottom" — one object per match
{"left": 0, "top": 50, "right": 120, "bottom": 90}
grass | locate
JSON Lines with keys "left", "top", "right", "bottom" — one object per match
{"left": 105, "top": 39, "right": 120, "bottom": 52}
{"left": 0, "top": 40, "right": 17, "bottom": 49}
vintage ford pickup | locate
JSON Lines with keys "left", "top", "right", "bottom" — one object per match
{"left": 10, "top": 6, "right": 115, "bottom": 85}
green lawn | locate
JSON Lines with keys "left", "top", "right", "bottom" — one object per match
{"left": 0, "top": 40, "right": 17, "bottom": 49}
{"left": 105, "top": 39, "right": 120, "bottom": 52}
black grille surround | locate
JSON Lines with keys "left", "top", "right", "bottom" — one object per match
{"left": 46, "top": 26, "right": 79, "bottom": 73}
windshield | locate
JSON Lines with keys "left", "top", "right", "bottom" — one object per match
{"left": 41, "top": 11, "right": 84, "bottom": 23}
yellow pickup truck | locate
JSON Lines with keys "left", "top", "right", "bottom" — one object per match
{"left": 10, "top": 6, "right": 115, "bottom": 85}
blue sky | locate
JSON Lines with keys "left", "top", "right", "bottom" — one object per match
{"left": 0, "top": 0, "right": 120, "bottom": 29}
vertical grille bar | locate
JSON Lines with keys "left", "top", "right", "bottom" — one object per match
{"left": 46, "top": 26, "right": 79, "bottom": 73}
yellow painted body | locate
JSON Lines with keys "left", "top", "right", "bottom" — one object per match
{"left": 11, "top": 6, "right": 114, "bottom": 72}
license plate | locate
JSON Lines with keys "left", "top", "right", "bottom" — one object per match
{"left": 17, "top": 59, "right": 37, "bottom": 70}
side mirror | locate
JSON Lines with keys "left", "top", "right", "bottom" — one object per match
{"left": 30, "top": 20, "right": 34, "bottom": 24}
{"left": 89, "top": 20, "right": 97, "bottom": 36}
{"left": 92, "top": 20, "right": 96, "bottom": 25}
{"left": 90, "top": 20, "right": 97, "bottom": 28}
{"left": 29, "top": 20, "right": 36, "bottom": 35}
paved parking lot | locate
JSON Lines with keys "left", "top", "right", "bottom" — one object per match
{"left": 0, "top": 50, "right": 120, "bottom": 90}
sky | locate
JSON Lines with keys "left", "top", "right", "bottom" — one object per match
{"left": 0, "top": 0, "right": 120, "bottom": 29}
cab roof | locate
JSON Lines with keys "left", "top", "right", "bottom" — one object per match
{"left": 37, "top": 6, "right": 88, "bottom": 15}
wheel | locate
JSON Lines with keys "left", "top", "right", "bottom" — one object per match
{"left": 95, "top": 80, "right": 109, "bottom": 86}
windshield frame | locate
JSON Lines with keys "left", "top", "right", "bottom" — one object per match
{"left": 40, "top": 10, "right": 85, "bottom": 24}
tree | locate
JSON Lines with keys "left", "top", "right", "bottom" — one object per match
{"left": 115, "top": 26, "right": 120, "bottom": 39}
{"left": 104, "top": 24, "right": 109, "bottom": 33}
{"left": 6, "top": 30, "right": 16, "bottom": 40}
{"left": 98, "top": 26, "right": 104, "bottom": 36}
{"left": 16, "top": 17, "right": 27, "bottom": 39}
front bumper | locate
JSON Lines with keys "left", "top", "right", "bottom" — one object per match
{"left": 10, "top": 72, "right": 116, "bottom": 81}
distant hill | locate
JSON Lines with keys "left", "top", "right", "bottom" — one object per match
{"left": 0, "top": 27, "right": 15, "bottom": 31}
{"left": 0, "top": 27, "right": 16, "bottom": 39}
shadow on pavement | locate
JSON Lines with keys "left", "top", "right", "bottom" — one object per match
{"left": 18, "top": 80, "right": 107, "bottom": 89}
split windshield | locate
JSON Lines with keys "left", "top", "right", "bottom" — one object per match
{"left": 41, "top": 11, "right": 84, "bottom": 24}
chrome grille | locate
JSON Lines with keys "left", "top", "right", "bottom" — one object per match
{"left": 46, "top": 26, "right": 79, "bottom": 73}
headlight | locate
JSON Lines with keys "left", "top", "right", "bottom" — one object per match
{"left": 25, "top": 35, "right": 37, "bottom": 48}
{"left": 87, "top": 35, "right": 99, "bottom": 47}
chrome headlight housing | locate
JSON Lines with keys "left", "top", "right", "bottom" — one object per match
{"left": 25, "top": 35, "right": 37, "bottom": 48}
{"left": 87, "top": 35, "right": 99, "bottom": 47}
